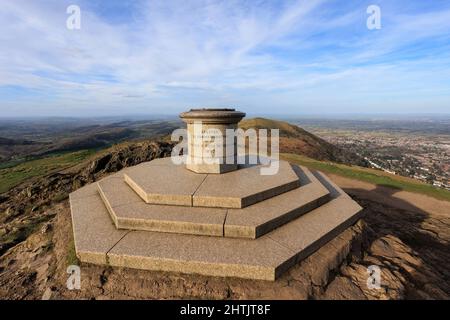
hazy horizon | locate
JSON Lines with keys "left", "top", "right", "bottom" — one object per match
{"left": 1, "top": 112, "right": 449, "bottom": 121}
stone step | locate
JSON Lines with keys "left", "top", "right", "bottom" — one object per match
{"left": 191, "top": 160, "right": 301, "bottom": 208}
{"left": 70, "top": 169, "right": 363, "bottom": 280}
{"left": 69, "top": 183, "right": 127, "bottom": 265}
{"left": 98, "top": 176, "right": 227, "bottom": 237}
{"left": 124, "top": 157, "right": 301, "bottom": 209}
{"left": 97, "top": 165, "right": 331, "bottom": 238}
{"left": 224, "top": 165, "right": 331, "bottom": 239}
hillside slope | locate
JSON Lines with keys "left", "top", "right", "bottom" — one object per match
{"left": 0, "top": 143, "right": 448, "bottom": 299}
{"left": 0, "top": 140, "right": 173, "bottom": 256}
{"left": 0, "top": 137, "right": 48, "bottom": 163}
{"left": 282, "top": 153, "right": 450, "bottom": 202}
{"left": 0, "top": 120, "right": 181, "bottom": 163}
{"left": 239, "top": 118, "right": 368, "bottom": 167}
{"left": 0, "top": 122, "right": 449, "bottom": 299}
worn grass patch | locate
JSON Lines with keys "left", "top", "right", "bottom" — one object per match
{"left": 66, "top": 238, "right": 80, "bottom": 266}
{"left": 282, "top": 153, "right": 450, "bottom": 202}
{"left": 0, "top": 150, "right": 95, "bottom": 194}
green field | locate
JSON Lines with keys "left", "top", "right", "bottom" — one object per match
{"left": 0, "top": 150, "right": 95, "bottom": 194}
{"left": 281, "top": 153, "right": 450, "bottom": 202}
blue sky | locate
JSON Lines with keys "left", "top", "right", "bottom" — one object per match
{"left": 0, "top": 0, "right": 449, "bottom": 117}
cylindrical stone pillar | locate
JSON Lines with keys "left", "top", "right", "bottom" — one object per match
{"left": 180, "top": 108, "right": 246, "bottom": 174}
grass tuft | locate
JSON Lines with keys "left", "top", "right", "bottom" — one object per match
{"left": 66, "top": 238, "right": 80, "bottom": 266}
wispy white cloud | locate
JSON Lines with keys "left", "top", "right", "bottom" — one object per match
{"left": 0, "top": 0, "right": 449, "bottom": 116}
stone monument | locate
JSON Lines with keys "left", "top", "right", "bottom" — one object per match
{"left": 180, "top": 108, "right": 245, "bottom": 173}
{"left": 69, "top": 108, "right": 363, "bottom": 281}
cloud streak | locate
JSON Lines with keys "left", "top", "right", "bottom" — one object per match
{"left": 0, "top": 0, "right": 449, "bottom": 116}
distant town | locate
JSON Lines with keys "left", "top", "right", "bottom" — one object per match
{"left": 292, "top": 117, "right": 450, "bottom": 191}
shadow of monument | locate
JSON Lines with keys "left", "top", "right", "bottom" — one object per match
{"left": 343, "top": 184, "right": 450, "bottom": 297}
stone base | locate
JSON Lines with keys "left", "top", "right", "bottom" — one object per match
{"left": 97, "top": 165, "right": 330, "bottom": 238}
{"left": 124, "top": 158, "right": 300, "bottom": 209}
{"left": 69, "top": 158, "right": 363, "bottom": 281}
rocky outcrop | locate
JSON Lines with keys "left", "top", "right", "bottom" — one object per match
{"left": 332, "top": 194, "right": 450, "bottom": 300}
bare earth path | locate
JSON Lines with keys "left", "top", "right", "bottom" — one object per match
{"left": 0, "top": 168, "right": 449, "bottom": 299}
{"left": 328, "top": 174, "right": 450, "bottom": 299}
{"left": 330, "top": 174, "right": 450, "bottom": 219}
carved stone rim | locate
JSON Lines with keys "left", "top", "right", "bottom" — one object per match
{"left": 180, "top": 108, "right": 246, "bottom": 123}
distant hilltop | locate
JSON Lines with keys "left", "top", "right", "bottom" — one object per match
{"left": 239, "top": 117, "right": 368, "bottom": 167}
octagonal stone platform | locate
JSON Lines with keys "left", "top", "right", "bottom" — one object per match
{"left": 97, "top": 164, "right": 331, "bottom": 238}
{"left": 70, "top": 160, "right": 363, "bottom": 280}
{"left": 124, "top": 157, "right": 301, "bottom": 209}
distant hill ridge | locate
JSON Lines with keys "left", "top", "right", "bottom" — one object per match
{"left": 239, "top": 118, "right": 368, "bottom": 167}
{"left": 0, "top": 137, "right": 35, "bottom": 146}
